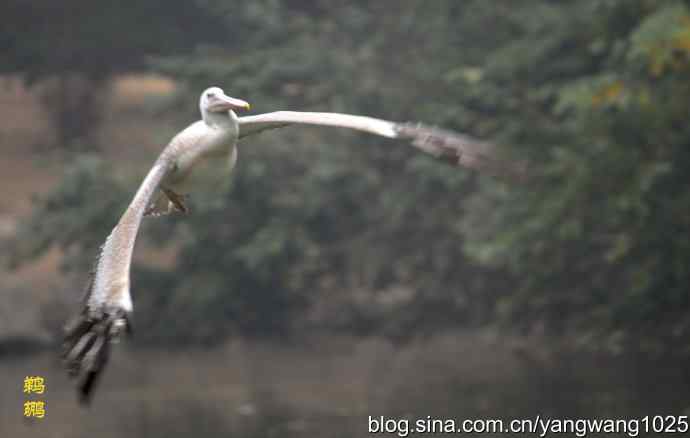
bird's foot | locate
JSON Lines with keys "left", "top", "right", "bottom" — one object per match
{"left": 162, "top": 188, "right": 190, "bottom": 214}
{"left": 145, "top": 190, "right": 191, "bottom": 217}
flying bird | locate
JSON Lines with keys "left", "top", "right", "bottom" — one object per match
{"left": 62, "top": 86, "right": 527, "bottom": 403}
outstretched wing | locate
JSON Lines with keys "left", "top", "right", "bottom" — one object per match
{"left": 238, "top": 111, "right": 527, "bottom": 181}
{"left": 62, "top": 158, "right": 171, "bottom": 403}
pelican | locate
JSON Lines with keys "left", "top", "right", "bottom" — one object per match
{"left": 62, "top": 86, "right": 526, "bottom": 403}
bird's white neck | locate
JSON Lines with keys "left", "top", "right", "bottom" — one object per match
{"left": 202, "top": 109, "right": 238, "bottom": 130}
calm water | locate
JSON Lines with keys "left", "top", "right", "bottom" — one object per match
{"left": 2, "top": 332, "right": 689, "bottom": 437}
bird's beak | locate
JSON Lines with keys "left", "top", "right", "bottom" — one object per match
{"left": 213, "top": 95, "right": 251, "bottom": 112}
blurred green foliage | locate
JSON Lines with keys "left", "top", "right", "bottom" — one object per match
{"left": 6, "top": 0, "right": 690, "bottom": 353}
{"left": 0, "top": 0, "right": 225, "bottom": 81}
{"left": 0, "top": 0, "right": 225, "bottom": 147}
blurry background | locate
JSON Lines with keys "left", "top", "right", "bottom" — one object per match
{"left": 1, "top": 0, "right": 690, "bottom": 436}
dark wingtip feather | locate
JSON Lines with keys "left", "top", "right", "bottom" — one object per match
{"left": 77, "top": 334, "right": 110, "bottom": 405}
{"left": 395, "top": 123, "right": 529, "bottom": 183}
{"left": 78, "top": 372, "right": 99, "bottom": 405}
{"left": 62, "top": 308, "right": 129, "bottom": 405}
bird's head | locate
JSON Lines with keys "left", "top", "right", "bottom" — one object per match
{"left": 200, "top": 86, "right": 250, "bottom": 123}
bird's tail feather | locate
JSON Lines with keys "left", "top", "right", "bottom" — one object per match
{"left": 62, "top": 307, "right": 130, "bottom": 404}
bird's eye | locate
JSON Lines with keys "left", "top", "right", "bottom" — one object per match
{"left": 206, "top": 92, "right": 215, "bottom": 98}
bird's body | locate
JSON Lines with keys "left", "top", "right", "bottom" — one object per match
{"left": 62, "top": 86, "right": 527, "bottom": 403}
{"left": 145, "top": 116, "right": 239, "bottom": 216}
{"left": 167, "top": 109, "right": 239, "bottom": 185}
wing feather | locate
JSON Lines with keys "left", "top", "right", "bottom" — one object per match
{"left": 62, "top": 158, "right": 171, "bottom": 403}
{"left": 238, "top": 111, "right": 397, "bottom": 139}
{"left": 238, "top": 111, "right": 527, "bottom": 181}
{"left": 88, "top": 160, "right": 170, "bottom": 311}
